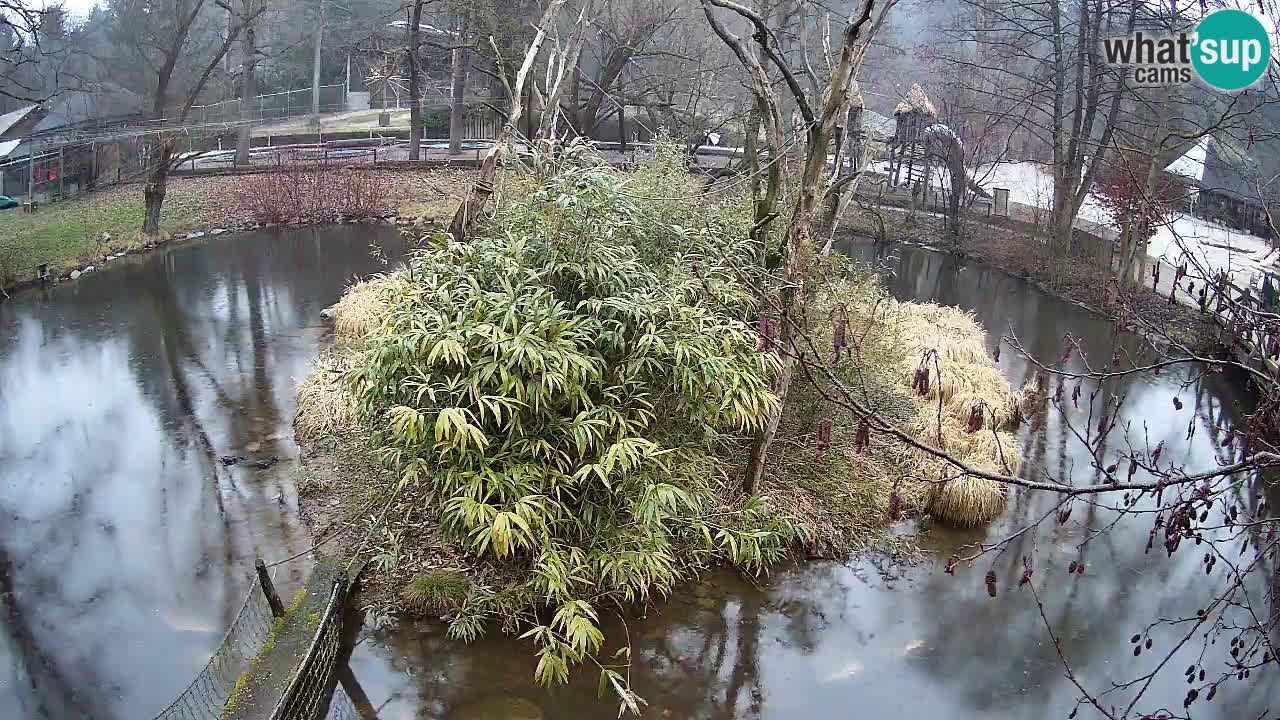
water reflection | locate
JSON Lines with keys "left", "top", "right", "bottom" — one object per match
{"left": 0, "top": 226, "right": 407, "bottom": 719}
{"left": 349, "top": 241, "right": 1276, "bottom": 720}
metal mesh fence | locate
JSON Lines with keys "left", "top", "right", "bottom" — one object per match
{"left": 270, "top": 575, "right": 350, "bottom": 720}
{"left": 191, "top": 86, "right": 348, "bottom": 126}
{"left": 152, "top": 578, "right": 276, "bottom": 720}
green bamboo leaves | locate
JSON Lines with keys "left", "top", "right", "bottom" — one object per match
{"left": 344, "top": 152, "right": 799, "bottom": 695}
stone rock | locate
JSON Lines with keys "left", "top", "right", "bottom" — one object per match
{"left": 210, "top": 228, "right": 226, "bottom": 235}
{"left": 83, "top": 266, "right": 95, "bottom": 273}
{"left": 70, "top": 270, "right": 81, "bottom": 280}
{"left": 319, "top": 306, "right": 337, "bottom": 320}
{"left": 188, "top": 231, "right": 206, "bottom": 239}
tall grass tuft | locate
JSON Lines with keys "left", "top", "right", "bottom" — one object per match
{"left": 401, "top": 570, "right": 471, "bottom": 616}
{"left": 295, "top": 354, "right": 360, "bottom": 438}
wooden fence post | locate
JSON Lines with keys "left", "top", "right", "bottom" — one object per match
{"left": 256, "top": 558, "right": 286, "bottom": 617}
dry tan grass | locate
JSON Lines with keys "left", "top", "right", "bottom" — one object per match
{"left": 295, "top": 354, "right": 361, "bottom": 438}
{"left": 892, "top": 302, "right": 1021, "bottom": 527}
{"left": 768, "top": 282, "right": 1023, "bottom": 545}
{"left": 926, "top": 474, "right": 1008, "bottom": 527}
{"left": 333, "top": 275, "right": 401, "bottom": 344}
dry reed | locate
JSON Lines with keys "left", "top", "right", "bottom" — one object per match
{"left": 333, "top": 275, "right": 400, "bottom": 343}
{"left": 768, "top": 279, "right": 1023, "bottom": 545}
{"left": 295, "top": 353, "right": 361, "bottom": 438}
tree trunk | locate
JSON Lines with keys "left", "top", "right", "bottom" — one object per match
{"left": 448, "top": 19, "right": 470, "bottom": 155}
{"left": 235, "top": 9, "right": 257, "bottom": 166}
{"left": 143, "top": 162, "right": 169, "bottom": 236}
{"left": 407, "top": 0, "right": 424, "bottom": 160}
{"left": 310, "top": 0, "right": 323, "bottom": 119}
{"left": 714, "top": 0, "right": 874, "bottom": 494}
{"left": 537, "top": 5, "right": 590, "bottom": 141}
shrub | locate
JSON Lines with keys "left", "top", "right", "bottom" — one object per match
{"left": 228, "top": 165, "right": 390, "bottom": 225}
{"left": 344, "top": 161, "right": 796, "bottom": 688}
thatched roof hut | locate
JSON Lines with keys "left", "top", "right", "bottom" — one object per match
{"left": 893, "top": 84, "right": 937, "bottom": 118}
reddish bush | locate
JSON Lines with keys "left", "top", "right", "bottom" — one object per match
{"left": 228, "top": 165, "right": 391, "bottom": 225}
{"left": 1094, "top": 151, "right": 1180, "bottom": 242}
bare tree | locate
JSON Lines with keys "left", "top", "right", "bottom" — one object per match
{"left": 234, "top": 0, "right": 262, "bottom": 165}
{"left": 0, "top": 0, "right": 67, "bottom": 106}
{"left": 702, "top": 0, "right": 893, "bottom": 493}
{"left": 407, "top": 0, "right": 426, "bottom": 159}
{"left": 929, "top": 0, "right": 1135, "bottom": 266}
{"left": 447, "top": 0, "right": 568, "bottom": 241}
{"left": 563, "top": 0, "right": 682, "bottom": 137}
{"left": 447, "top": 8, "right": 470, "bottom": 154}
{"left": 110, "top": 0, "right": 265, "bottom": 235}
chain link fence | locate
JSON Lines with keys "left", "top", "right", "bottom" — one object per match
{"left": 151, "top": 578, "right": 276, "bottom": 720}
{"left": 270, "top": 574, "right": 350, "bottom": 720}
{"left": 191, "top": 86, "right": 349, "bottom": 126}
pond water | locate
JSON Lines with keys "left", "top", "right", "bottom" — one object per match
{"left": 0, "top": 230, "right": 1274, "bottom": 720}
{"left": 0, "top": 226, "right": 408, "bottom": 719}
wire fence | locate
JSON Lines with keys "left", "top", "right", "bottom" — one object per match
{"left": 270, "top": 573, "right": 350, "bottom": 720}
{"left": 151, "top": 578, "right": 277, "bottom": 720}
{"left": 191, "top": 85, "right": 349, "bottom": 126}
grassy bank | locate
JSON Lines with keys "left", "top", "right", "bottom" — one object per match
{"left": 0, "top": 179, "right": 233, "bottom": 285}
{"left": 0, "top": 169, "right": 472, "bottom": 292}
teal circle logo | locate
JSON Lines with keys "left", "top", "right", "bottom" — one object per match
{"left": 1192, "top": 9, "right": 1271, "bottom": 91}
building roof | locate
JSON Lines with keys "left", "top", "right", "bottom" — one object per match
{"left": 1164, "top": 137, "right": 1207, "bottom": 181}
{"left": 893, "top": 84, "right": 937, "bottom": 117}
{"left": 0, "top": 139, "right": 22, "bottom": 159}
{"left": 32, "top": 87, "right": 142, "bottom": 134}
{"left": 0, "top": 105, "right": 38, "bottom": 138}
{"left": 386, "top": 20, "right": 458, "bottom": 36}
{"left": 862, "top": 109, "right": 894, "bottom": 139}
{"left": 1164, "top": 135, "right": 1259, "bottom": 202}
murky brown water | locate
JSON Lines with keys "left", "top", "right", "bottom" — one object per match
{"left": 1, "top": 232, "right": 1275, "bottom": 720}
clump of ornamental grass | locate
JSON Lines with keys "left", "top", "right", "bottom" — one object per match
{"left": 769, "top": 271, "right": 1021, "bottom": 535}
{"left": 332, "top": 275, "right": 405, "bottom": 344}
{"left": 895, "top": 303, "right": 1021, "bottom": 527}
{"left": 295, "top": 353, "right": 361, "bottom": 439}
{"left": 401, "top": 570, "right": 472, "bottom": 617}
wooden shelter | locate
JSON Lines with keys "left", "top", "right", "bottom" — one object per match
{"left": 887, "top": 84, "right": 938, "bottom": 189}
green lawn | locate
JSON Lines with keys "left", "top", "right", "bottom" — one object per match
{"left": 0, "top": 179, "right": 235, "bottom": 287}
{"left": 0, "top": 169, "right": 471, "bottom": 292}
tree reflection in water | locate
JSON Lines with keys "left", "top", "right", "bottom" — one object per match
{"left": 0, "top": 226, "right": 407, "bottom": 718}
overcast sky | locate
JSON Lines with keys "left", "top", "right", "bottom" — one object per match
{"left": 56, "top": 0, "right": 99, "bottom": 23}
